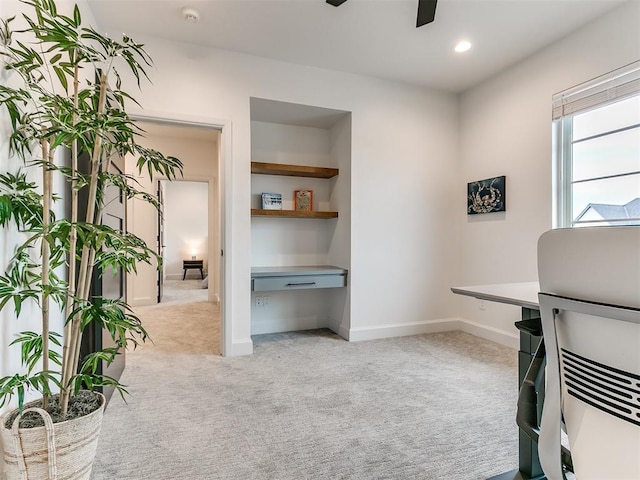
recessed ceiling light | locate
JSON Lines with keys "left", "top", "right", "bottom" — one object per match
{"left": 182, "top": 7, "right": 200, "bottom": 23}
{"left": 454, "top": 41, "right": 472, "bottom": 53}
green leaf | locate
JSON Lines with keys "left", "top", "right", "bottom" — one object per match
{"left": 73, "top": 4, "right": 81, "bottom": 27}
{"left": 52, "top": 65, "right": 68, "bottom": 90}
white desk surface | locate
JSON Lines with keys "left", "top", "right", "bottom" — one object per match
{"left": 251, "top": 265, "right": 347, "bottom": 277}
{"left": 451, "top": 282, "right": 540, "bottom": 310}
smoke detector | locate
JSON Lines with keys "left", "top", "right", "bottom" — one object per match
{"left": 182, "top": 7, "right": 200, "bottom": 23}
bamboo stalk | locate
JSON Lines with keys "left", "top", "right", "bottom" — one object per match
{"left": 61, "top": 71, "right": 108, "bottom": 414}
{"left": 75, "top": 72, "right": 108, "bottom": 301}
{"left": 41, "top": 136, "right": 51, "bottom": 411}
{"left": 80, "top": 152, "right": 113, "bottom": 297}
{"left": 60, "top": 55, "right": 80, "bottom": 415}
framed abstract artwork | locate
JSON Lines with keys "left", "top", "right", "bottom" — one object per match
{"left": 467, "top": 176, "right": 506, "bottom": 214}
{"left": 294, "top": 189, "right": 313, "bottom": 211}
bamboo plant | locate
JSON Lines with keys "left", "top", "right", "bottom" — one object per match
{"left": 0, "top": 0, "right": 182, "bottom": 418}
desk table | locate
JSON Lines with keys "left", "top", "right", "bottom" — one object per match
{"left": 251, "top": 265, "right": 347, "bottom": 291}
{"left": 452, "top": 282, "right": 545, "bottom": 480}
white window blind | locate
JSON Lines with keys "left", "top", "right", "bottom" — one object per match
{"left": 552, "top": 60, "right": 640, "bottom": 120}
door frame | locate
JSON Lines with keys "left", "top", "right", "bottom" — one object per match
{"left": 132, "top": 111, "right": 232, "bottom": 357}
{"left": 159, "top": 177, "right": 215, "bottom": 299}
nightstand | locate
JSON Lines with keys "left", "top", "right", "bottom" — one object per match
{"left": 182, "top": 259, "right": 204, "bottom": 280}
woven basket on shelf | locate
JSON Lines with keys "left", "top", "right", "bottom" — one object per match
{"left": 1, "top": 392, "right": 105, "bottom": 480}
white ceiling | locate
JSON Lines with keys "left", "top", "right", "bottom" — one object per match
{"left": 86, "top": 0, "right": 626, "bottom": 93}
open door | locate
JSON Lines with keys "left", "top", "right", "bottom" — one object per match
{"left": 157, "top": 180, "right": 165, "bottom": 303}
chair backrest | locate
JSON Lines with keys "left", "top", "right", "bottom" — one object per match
{"left": 537, "top": 226, "right": 640, "bottom": 480}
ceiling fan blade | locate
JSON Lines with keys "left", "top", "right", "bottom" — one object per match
{"left": 326, "top": 0, "right": 348, "bottom": 6}
{"left": 416, "top": 0, "right": 437, "bottom": 27}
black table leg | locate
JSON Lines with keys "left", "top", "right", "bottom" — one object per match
{"left": 489, "top": 308, "right": 546, "bottom": 480}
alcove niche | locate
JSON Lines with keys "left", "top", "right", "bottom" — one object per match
{"left": 250, "top": 97, "right": 352, "bottom": 338}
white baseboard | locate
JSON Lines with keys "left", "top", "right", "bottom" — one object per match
{"left": 327, "top": 318, "right": 350, "bottom": 340}
{"left": 251, "top": 316, "right": 328, "bottom": 336}
{"left": 242, "top": 317, "right": 517, "bottom": 353}
{"left": 228, "top": 338, "right": 253, "bottom": 356}
{"left": 347, "top": 318, "right": 460, "bottom": 342}
{"left": 346, "top": 318, "right": 518, "bottom": 349}
{"left": 165, "top": 273, "right": 208, "bottom": 280}
{"left": 456, "top": 318, "right": 519, "bottom": 350}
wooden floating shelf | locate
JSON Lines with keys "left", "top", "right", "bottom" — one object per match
{"left": 251, "top": 209, "right": 338, "bottom": 219}
{"left": 251, "top": 161, "right": 338, "bottom": 179}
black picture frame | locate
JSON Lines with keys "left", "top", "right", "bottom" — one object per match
{"left": 467, "top": 176, "right": 506, "bottom": 214}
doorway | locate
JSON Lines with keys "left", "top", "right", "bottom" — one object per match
{"left": 158, "top": 179, "right": 210, "bottom": 302}
{"left": 125, "top": 117, "right": 227, "bottom": 355}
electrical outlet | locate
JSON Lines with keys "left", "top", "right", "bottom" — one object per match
{"left": 263, "top": 296, "right": 271, "bottom": 307}
{"left": 255, "top": 296, "right": 264, "bottom": 307}
{"left": 479, "top": 300, "right": 486, "bottom": 311}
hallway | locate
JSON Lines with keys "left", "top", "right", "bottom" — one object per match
{"left": 134, "top": 279, "right": 220, "bottom": 356}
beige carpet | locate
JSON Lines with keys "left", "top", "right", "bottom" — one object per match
{"left": 91, "top": 320, "right": 520, "bottom": 479}
{"left": 160, "top": 279, "right": 210, "bottom": 305}
{"left": 135, "top": 279, "right": 220, "bottom": 356}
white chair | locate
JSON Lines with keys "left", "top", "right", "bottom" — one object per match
{"left": 537, "top": 226, "right": 640, "bottom": 480}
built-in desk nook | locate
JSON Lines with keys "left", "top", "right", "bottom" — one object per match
{"left": 250, "top": 98, "right": 352, "bottom": 338}
{"left": 251, "top": 265, "right": 347, "bottom": 291}
{"left": 250, "top": 265, "right": 349, "bottom": 336}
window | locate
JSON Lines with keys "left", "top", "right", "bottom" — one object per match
{"left": 553, "top": 61, "right": 640, "bottom": 228}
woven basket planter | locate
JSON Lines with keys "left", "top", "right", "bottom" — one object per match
{"left": 1, "top": 392, "right": 105, "bottom": 480}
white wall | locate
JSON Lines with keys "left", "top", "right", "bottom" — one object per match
{"left": 456, "top": 1, "right": 640, "bottom": 347}
{"left": 125, "top": 155, "right": 157, "bottom": 307}
{"left": 164, "top": 180, "right": 209, "bottom": 279}
{"left": 0, "top": 2, "right": 33, "bottom": 424}
{"left": 328, "top": 116, "right": 353, "bottom": 336}
{"left": 115, "top": 34, "right": 460, "bottom": 355}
